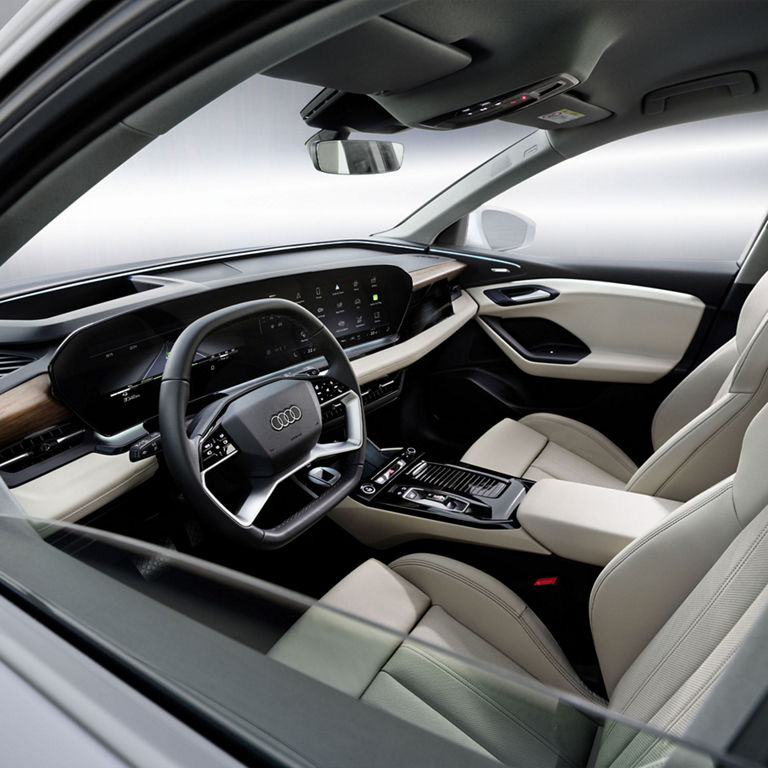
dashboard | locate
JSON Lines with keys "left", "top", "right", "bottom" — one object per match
{"left": 0, "top": 244, "right": 475, "bottom": 522}
{"left": 50, "top": 265, "right": 415, "bottom": 436}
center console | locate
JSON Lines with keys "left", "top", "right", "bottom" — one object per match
{"left": 351, "top": 444, "right": 531, "bottom": 528}
{"left": 332, "top": 440, "right": 681, "bottom": 561}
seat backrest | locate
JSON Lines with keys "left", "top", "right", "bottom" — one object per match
{"left": 591, "top": 400, "right": 768, "bottom": 765}
{"left": 625, "top": 270, "right": 768, "bottom": 501}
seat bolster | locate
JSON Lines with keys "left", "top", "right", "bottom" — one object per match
{"left": 390, "top": 553, "right": 600, "bottom": 701}
{"left": 589, "top": 478, "right": 741, "bottom": 695}
{"left": 520, "top": 413, "right": 637, "bottom": 481}
{"left": 651, "top": 338, "right": 739, "bottom": 449}
{"left": 461, "top": 418, "right": 546, "bottom": 476}
{"left": 627, "top": 392, "right": 750, "bottom": 501}
{"left": 735, "top": 269, "right": 768, "bottom": 353}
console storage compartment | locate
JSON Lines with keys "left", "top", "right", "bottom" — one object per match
{"left": 516, "top": 479, "right": 680, "bottom": 566}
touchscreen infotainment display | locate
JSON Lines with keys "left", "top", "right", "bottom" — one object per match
{"left": 50, "top": 265, "right": 412, "bottom": 435}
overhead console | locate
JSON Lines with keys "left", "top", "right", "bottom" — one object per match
{"left": 418, "top": 74, "right": 579, "bottom": 129}
{"left": 50, "top": 265, "right": 416, "bottom": 436}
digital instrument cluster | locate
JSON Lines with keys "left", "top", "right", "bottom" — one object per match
{"left": 50, "top": 266, "right": 412, "bottom": 435}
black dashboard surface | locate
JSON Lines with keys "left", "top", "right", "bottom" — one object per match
{"left": 50, "top": 265, "right": 412, "bottom": 436}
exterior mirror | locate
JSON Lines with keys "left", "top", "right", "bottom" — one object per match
{"left": 470, "top": 208, "right": 536, "bottom": 251}
{"left": 308, "top": 140, "right": 404, "bottom": 174}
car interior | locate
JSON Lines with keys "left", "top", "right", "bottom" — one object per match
{"left": 2, "top": 1, "right": 768, "bottom": 766}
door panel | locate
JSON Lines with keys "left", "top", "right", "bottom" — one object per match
{"left": 469, "top": 279, "right": 705, "bottom": 383}
{"left": 393, "top": 246, "right": 743, "bottom": 464}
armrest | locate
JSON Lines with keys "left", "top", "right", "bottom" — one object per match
{"left": 516, "top": 479, "right": 681, "bottom": 566}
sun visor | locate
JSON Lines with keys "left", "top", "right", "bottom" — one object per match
{"left": 500, "top": 94, "right": 612, "bottom": 129}
{"left": 264, "top": 17, "right": 471, "bottom": 95}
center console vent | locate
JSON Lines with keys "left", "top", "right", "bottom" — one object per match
{"left": 408, "top": 461, "right": 506, "bottom": 499}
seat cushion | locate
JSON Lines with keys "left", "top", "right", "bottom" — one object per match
{"left": 461, "top": 415, "right": 636, "bottom": 489}
{"left": 270, "top": 554, "right": 602, "bottom": 764}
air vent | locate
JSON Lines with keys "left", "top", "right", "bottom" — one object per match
{"left": 0, "top": 352, "right": 35, "bottom": 377}
{"left": 0, "top": 422, "right": 86, "bottom": 473}
{"left": 408, "top": 462, "right": 507, "bottom": 498}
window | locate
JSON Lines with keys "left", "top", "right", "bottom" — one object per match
{"left": 0, "top": 74, "right": 524, "bottom": 286}
{"left": 466, "top": 112, "right": 768, "bottom": 263}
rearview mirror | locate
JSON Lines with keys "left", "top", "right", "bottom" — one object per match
{"left": 308, "top": 140, "right": 404, "bottom": 175}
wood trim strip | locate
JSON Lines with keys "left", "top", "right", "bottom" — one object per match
{"left": 0, "top": 375, "right": 72, "bottom": 447}
{"left": 409, "top": 260, "right": 466, "bottom": 291}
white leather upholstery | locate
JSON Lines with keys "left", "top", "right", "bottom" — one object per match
{"left": 271, "top": 553, "right": 601, "bottom": 765}
{"left": 272, "top": 403, "right": 768, "bottom": 765}
{"left": 463, "top": 272, "right": 768, "bottom": 501}
{"left": 516, "top": 479, "right": 680, "bottom": 566}
{"left": 650, "top": 339, "right": 738, "bottom": 448}
{"left": 462, "top": 415, "right": 633, "bottom": 490}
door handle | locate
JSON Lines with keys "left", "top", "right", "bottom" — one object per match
{"left": 484, "top": 285, "right": 558, "bottom": 307}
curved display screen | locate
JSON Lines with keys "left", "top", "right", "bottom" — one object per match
{"left": 50, "top": 266, "right": 412, "bottom": 435}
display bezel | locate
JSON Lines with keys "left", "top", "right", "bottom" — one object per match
{"left": 49, "top": 266, "right": 412, "bottom": 436}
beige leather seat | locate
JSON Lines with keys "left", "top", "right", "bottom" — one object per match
{"left": 270, "top": 403, "right": 768, "bottom": 765}
{"left": 462, "top": 272, "right": 768, "bottom": 501}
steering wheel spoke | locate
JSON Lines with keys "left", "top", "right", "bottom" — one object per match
{"left": 311, "top": 390, "right": 364, "bottom": 461}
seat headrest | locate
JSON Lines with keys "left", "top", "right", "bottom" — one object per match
{"left": 737, "top": 270, "right": 768, "bottom": 353}
{"left": 734, "top": 400, "right": 768, "bottom": 526}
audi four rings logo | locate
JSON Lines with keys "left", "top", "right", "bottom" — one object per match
{"left": 270, "top": 406, "right": 302, "bottom": 431}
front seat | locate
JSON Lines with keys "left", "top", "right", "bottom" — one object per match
{"left": 461, "top": 271, "right": 768, "bottom": 501}
{"left": 269, "top": 402, "right": 768, "bottom": 765}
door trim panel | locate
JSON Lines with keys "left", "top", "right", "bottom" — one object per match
{"left": 470, "top": 279, "right": 705, "bottom": 383}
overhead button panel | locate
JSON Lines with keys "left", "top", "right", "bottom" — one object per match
{"left": 418, "top": 74, "right": 579, "bottom": 129}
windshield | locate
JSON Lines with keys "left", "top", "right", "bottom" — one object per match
{"left": 0, "top": 74, "right": 524, "bottom": 286}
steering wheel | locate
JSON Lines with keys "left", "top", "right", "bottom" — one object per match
{"left": 159, "top": 299, "right": 366, "bottom": 548}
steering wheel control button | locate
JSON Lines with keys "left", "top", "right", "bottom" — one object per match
{"left": 312, "top": 377, "right": 348, "bottom": 404}
{"left": 201, "top": 428, "right": 237, "bottom": 470}
{"left": 322, "top": 401, "right": 345, "bottom": 423}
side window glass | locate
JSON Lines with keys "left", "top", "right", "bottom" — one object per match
{"left": 466, "top": 113, "right": 768, "bottom": 263}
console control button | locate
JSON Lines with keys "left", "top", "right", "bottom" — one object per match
{"left": 361, "top": 484, "right": 376, "bottom": 495}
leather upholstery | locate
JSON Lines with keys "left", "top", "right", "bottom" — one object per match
{"left": 271, "top": 404, "right": 768, "bottom": 765}
{"left": 516, "top": 478, "right": 679, "bottom": 566}
{"left": 271, "top": 553, "right": 601, "bottom": 765}
{"left": 462, "top": 416, "right": 632, "bottom": 490}
{"left": 462, "top": 272, "right": 768, "bottom": 501}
